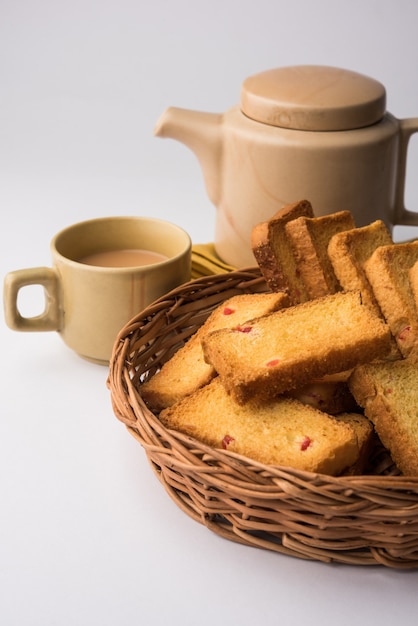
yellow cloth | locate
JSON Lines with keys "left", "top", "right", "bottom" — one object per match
{"left": 191, "top": 243, "right": 236, "bottom": 278}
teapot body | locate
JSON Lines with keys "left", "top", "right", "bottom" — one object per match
{"left": 216, "top": 106, "right": 401, "bottom": 267}
{"left": 156, "top": 66, "right": 418, "bottom": 268}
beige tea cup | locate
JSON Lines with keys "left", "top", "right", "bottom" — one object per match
{"left": 3, "top": 216, "right": 192, "bottom": 364}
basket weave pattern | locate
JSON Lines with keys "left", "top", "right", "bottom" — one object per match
{"left": 109, "top": 268, "right": 418, "bottom": 568}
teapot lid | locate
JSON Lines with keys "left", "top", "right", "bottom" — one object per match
{"left": 240, "top": 65, "right": 386, "bottom": 131}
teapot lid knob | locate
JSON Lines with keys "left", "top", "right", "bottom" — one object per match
{"left": 240, "top": 65, "right": 386, "bottom": 131}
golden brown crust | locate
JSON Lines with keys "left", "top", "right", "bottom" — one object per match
{"left": 409, "top": 261, "right": 418, "bottom": 306}
{"left": 327, "top": 220, "right": 393, "bottom": 314}
{"left": 145, "top": 204, "right": 418, "bottom": 476}
{"left": 364, "top": 241, "right": 418, "bottom": 357}
{"left": 349, "top": 358, "right": 418, "bottom": 475}
{"left": 250, "top": 199, "right": 314, "bottom": 302}
{"left": 202, "top": 291, "right": 391, "bottom": 404}
{"left": 141, "top": 292, "right": 290, "bottom": 411}
{"left": 285, "top": 210, "right": 355, "bottom": 299}
{"left": 336, "top": 413, "right": 374, "bottom": 475}
{"left": 160, "top": 377, "right": 359, "bottom": 475}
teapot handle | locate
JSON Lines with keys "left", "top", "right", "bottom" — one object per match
{"left": 394, "top": 117, "right": 418, "bottom": 226}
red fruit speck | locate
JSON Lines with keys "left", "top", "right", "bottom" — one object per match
{"left": 236, "top": 325, "right": 252, "bottom": 333}
{"left": 300, "top": 436, "right": 311, "bottom": 451}
{"left": 266, "top": 358, "right": 280, "bottom": 367}
{"left": 398, "top": 326, "right": 411, "bottom": 341}
{"left": 222, "top": 435, "right": 235, "bottom": 449}
{"left": 223, "top": 307, "right": 235, "bottom": 315}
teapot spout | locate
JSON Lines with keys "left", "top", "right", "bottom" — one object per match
{"left": 154, "top": 106, "right": 223, "bottom": 206}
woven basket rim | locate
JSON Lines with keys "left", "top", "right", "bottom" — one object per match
{"left": 108, "top": 267, "right": 418, "bottom": 569}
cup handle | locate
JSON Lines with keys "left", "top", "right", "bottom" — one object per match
{"left": 394, "top": 117, "right": 418, "bottom": 226}
{"left": 3, "top": 267, "right": 62, "bottom": 332}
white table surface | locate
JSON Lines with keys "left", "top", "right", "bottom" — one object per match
{"left": 2, "top": 1, "right": 418, "bottom": 624}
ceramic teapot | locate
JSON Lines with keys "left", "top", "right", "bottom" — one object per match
{"left": 155, "top": 65, "right": 418, "bottom": 268}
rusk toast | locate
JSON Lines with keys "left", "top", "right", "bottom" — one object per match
{"left": 285, "top": 210, "right": 355, "bottom": 299}
{"left": 410, "top": 260, "right": 418, "bottom": 307}
{"left": 327, "top": 220, "right": 393, "bottom": 314}
{"left": 201, "top": 290, "right": 391, "bottom": 404}
{"left": 160, "top": 377, "right": 360, "bottom": 475}
{"left": 251, "top": 199, "right": 314, "bottom": 302}
{"left": 335, "top": 412, "right": 374, "bottom": 475}
{"left": 364, "top": 240, "right": 418, "bottom": 357}
{"left": 349, "top": 357, "right": 418, "bottom": 476}
{"left": 141, "top": 292, "right": 290, "bottom": 411}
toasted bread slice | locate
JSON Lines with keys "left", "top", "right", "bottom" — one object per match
{"left": 349, "top": 357, "right": 418, "bottom": 476}
{"left": 285, "top": 210, "right": 355, "bottom": 299}
{"left": 364, "top": 241, "right": 418, "bottom": 357}
{"left": 160, "top": 377, "right": 360, "bottom": 475}
{"left": 409, "top": 259, "right": 418, "bottom": 318}
{"left": 202, "top": 291, "right": 391, "bottom": 404}
{"left": 327, "top": 220, "right": 393, "bottom": 314}
{"left": 251, "top": 199, "right": 314, "bottom": 303}
{"left": 336, "top": 412, "right": 374, "bottom": 475}
{"left": 141, "top": 292, "right": 290, "bottom": 411}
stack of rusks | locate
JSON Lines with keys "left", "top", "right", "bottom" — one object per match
{"left": 141, "top": 200, "right": 418, "bottom": 477}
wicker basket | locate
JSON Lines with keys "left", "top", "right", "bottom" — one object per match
{"left": 108, "top": 267, "right": 418, "bottom": 569}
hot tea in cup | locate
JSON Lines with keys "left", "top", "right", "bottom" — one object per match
{"left": 4, "top": 216, "right": 191, "bottom": 364}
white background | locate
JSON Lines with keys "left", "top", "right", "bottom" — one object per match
{"left": 2, "top": 1, "right": 418, "bottom": 624}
